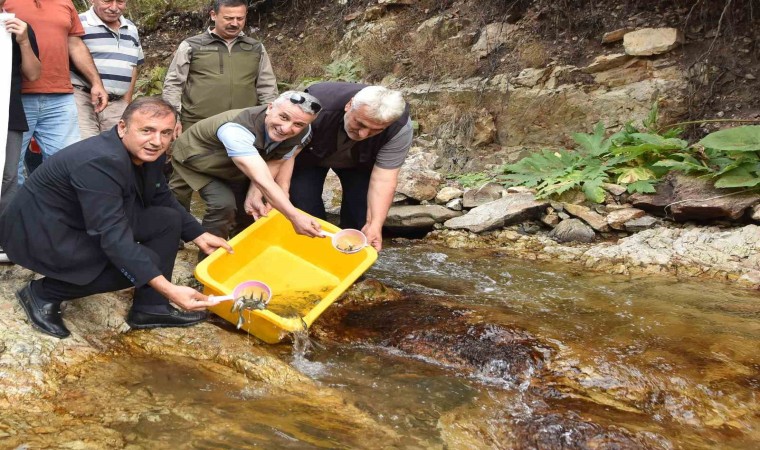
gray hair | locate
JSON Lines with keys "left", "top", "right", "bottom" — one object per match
{"left": 213, "top": 0, "right": 246, "bottom": 13}
{"left": 273, "top": 91, "right": 322, "bottom": 115}
{"left": 350, "top": 86, "right": 405, "bottom": 123}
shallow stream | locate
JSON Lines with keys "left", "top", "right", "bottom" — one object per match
{"left": 56, "top": 243, "right": 759, "bottom": 448}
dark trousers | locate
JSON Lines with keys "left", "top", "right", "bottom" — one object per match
{"left": 290, "top": 162, "right": 372, "bottom": 230}
{"left": 199, "top": 178, "right": 253, "bottom": 239}
{"left": 0, "top": 131, "right": 23, "bottom": 216}
{"left": 31, "top": 206, "right": 182, "bottom": 313}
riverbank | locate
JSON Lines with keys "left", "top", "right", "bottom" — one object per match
{"left": 425, "top": 222, "right": 760, "bottom": 290}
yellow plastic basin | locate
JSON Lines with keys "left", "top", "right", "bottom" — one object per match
{"left": 194, "top": 210, "right": 378, "bottom": 343}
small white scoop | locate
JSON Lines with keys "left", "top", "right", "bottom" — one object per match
{"left": 321, "top": 229, "right": 368, "bottom": 254}
{"left": 209, "top": 280, "right": 272, "bottom": 305}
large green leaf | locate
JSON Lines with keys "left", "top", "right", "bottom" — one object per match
{"left": 699, "top": 126, "right": 760, "bottom": 152}
{"left": 572, "top": 122, "right": 610, "bottom": 156}
{"left": 614, "top": 167, "right": 656, "bottom": 184}
{"left": 582, "top": 179, "right": 607, "bottom": 203}
{"left": 626, "top": 180, "right": 657, "bottom": 193}
{"left": 714, "top": 166, "right": 760, "bottom": 188}
{"left": 629, "top": 133, "right": 687, "bottom": 149}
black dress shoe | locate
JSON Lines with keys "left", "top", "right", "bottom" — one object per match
{"left": 126, "top": 308, "right": 208, "bottom": 329}
{"left": 15, "top": 283, "right": 70, "bottom": 339}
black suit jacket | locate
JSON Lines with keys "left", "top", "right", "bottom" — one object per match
{"left": 0, "top": 128, "right": 203, "bottom": 287}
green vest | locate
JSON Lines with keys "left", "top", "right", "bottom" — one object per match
{"left": 172, "top": 105, "right": 312, "bottom": 191}
{"left": 180, "top": 32, "right": 263, "bottom": 129}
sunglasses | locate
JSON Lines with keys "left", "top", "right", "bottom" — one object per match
{"left": 288, "top": 93, "right": 322, "bottom": 114}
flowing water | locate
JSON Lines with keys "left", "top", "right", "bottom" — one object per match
{"left": 53, "top": 243, "right": 758, "bottom": 448}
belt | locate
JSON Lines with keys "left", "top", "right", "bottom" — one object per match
{"left": 74, "top": 85, "right": 123, "bottom": 102}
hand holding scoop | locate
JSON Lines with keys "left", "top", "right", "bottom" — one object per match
{"left": 321, "top": 228, "right": 368, "bottom": 254}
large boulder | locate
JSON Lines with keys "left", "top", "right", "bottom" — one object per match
{"left": 630, "top": 172, "right": 760, "bottom": 221}
{"left": 623, "top": 28, "right": 683, "bottom": 56}
{"left": 385, "top": 205, "right": 462, "bottom": 228}
{"left": 462, "top": 182, "right": 506, "bottom": 208}
{"left": 444, "top": 193, "right": 549, "bottom": 233}
{"left": 548, "top": 218, "right": 596, "bottom": 243}
{"left": 395, "top": 169, "right": 442, "bottom": 202}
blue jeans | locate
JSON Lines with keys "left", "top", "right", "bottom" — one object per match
{"left": 18, "top": 94, "right": 81, "bottom": 185}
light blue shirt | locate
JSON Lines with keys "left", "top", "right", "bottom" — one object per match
{"left": 217, "top": 123, "right": 297, "bottom": 160}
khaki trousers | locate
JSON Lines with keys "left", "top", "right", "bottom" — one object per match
{"left": 73, "top": 88, "right": 128, "bottom": 139}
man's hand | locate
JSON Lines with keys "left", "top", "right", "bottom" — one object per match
{"left": 3, "top": 18, "right": 29, "bottom": 43}
{"left": 165, "top": 285, "right": 215, "bottom": 311}
{"left": 361, "top": 223, "right": 383, "bottom": 252}
{"left": 193, "top": 232, "right": 233, "bottom": 255}
{"left": 243, "top": 191, "right": 271, "bottom": 220}
{"left": 289, "top": 211, "right": 323, "bottom": 237}
{"left": 90, "top": 84, "right": 108, "bottom": 113}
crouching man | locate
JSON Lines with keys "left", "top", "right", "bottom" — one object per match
{"left": 0, "top": 97, "right": 231, "bottom": 339}
{"left": 169, "top": 90, "right": 324, "bottom": 241}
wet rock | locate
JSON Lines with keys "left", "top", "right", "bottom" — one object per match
{"left": 584, "top": 225, "right": 760, "bottom": 287}
{"left": 462, "top": 182, "right": 506, "bottom": 208}
{"left": 471, "top": 22, "right": 516, "bottom": 59}
{"left": 563, "top": 203, "right": 609, "bottom": 232}
{"left": 316, "top": 295, "right": 551, "bottom": 386}
{"left": 624, "top": 215, "right": 659, "bottom": 232}
{"left": 549, "top": 218, "right": 596, "bottom": 243}
{"left": 512, "top": 411, "right": 668, "bottom": 449}
{"left": 630, "top": 172, "right": 760, "bottom": 221}
{"left": 435, "top": 186, "right": 463, "bottom": 204}
{"left": 321, "top": 170, "right": 342, "bottom": 215}
{"left": 607, "top": 208, "right": 646, "bottom": 230}
{"left": 624, "top": 28, "right": 683, "bottom": 56}
{"left": 446, "top": 193, "right": 550, "bottom": 233}
{"left": 385, "top": 205, "right": 463, "bottom": 228}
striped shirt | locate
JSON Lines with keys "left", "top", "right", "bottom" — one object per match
{"left": 71, "top": 7, "right": 144, "bottom": 96}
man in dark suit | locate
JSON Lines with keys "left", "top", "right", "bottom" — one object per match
{"left": 0, "top": 97, "right": 231, "bottom": 339}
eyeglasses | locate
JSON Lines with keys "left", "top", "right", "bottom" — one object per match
{"left": 288, "top": 93, "right": 322, "bottom": 114}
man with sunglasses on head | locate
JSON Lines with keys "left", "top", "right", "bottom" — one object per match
{"left": 289, "top": 82, "right": 412, "bottom": 252}
{"left": 169, "top": 91, "right": 324, "bottom": 250}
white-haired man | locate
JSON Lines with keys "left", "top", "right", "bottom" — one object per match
{"left": 290, "top": 82, "right": 412, "bottom": 251}
{"left": 169, "top": 91, "right": 324, "bottom": 243}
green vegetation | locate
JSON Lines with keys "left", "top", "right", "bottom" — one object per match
{"left": 324, "top": 58, "right": 364, "bottom": 82}
{"left": 498, "top": 106, "right": 760, "bottom": 202}
{"left": 134, "top": 66, "right": 168, "bottom": 98}
{"left": 446, "top": 172, "right": 494, "bottom": 188}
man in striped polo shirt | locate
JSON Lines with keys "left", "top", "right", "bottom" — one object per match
{"left": 72, "top": 0, "right": 144, "bottom": 139}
